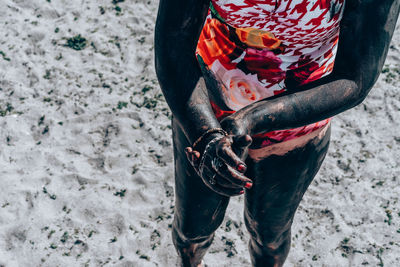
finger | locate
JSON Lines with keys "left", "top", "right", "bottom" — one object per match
{"left": 214, "top": 163, "right": 253, "bottom": 189}
{"left": 214, "top": 175, "right": 244, "bottom": 189}
{"left": 232, "top": 135, "right": 253, "bottom": 162}
{"left": 201, "top": 166, "right": 246, "bottom": 196}
{"left": 191, "top": 150, "right": 201, "bottom": 167}
{"left": 185, "top": 147, "right": 193, "bottom": 163}
{"left": 216, "top": 145, "right": 247, "bottom": 173}
{"left": 201, "top": 165, "right": 238, "bottom": 189}
{"left": 185, "top": 147, "right": 200, "bottom": 168}
{"left": 193, "top": 151, "right": 201, "bottom": 160}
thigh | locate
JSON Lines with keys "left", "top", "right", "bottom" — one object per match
{"left": 244, "top": 124, "right": 331, "bottom": 244}
{"left": 172, "top": 118, "right": 229, "bottom": 240}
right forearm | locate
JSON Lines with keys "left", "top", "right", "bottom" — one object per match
{"left": 155, "top": 0, "right": 218, "bottom": 145}
{"left": 158, "top": 70, "right": 221, "bottom": 145}
{"left": 155, "top": 37, "right": 221, "bottom": 145}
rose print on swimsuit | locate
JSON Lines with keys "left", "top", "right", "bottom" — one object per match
{"left": 196, "top": 0, "right": 344, "bottom": 147}
{"left": 241, "top": 48, "right": 285, "bottom": 84}
{"left": 210, "top": 60, "right": 275, "bottom": 111}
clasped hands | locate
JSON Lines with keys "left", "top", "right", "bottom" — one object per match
{"left": 185, "top": 117, "right": 254, "bottom": 197}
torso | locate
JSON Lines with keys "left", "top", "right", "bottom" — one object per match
{"left": 214, "top": 0, "right": 345, "bottom": 57}
{"left": 196, "top": 0, "right": 345, "bottom": 148}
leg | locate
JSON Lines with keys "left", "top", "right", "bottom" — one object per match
{"left": 244, "top": 125, "right": 331, "bottom": 267}
{"left": 171, "top": 118, "right": 230, "bottom": 267}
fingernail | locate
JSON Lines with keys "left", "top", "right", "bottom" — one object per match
{"left": 245, "top": 182, "right": 252, "bottom": 189}
{"left": 237, "top": 164, "right": 246, "bottom": 172}
{"left": 239, "top": 190, "right": 244, "bottom": 194}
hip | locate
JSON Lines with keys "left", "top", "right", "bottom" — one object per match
{"left": 248, "top": 121, "right": 331, "bottom": 162}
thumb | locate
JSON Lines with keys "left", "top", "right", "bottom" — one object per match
{"left": 232, "top": 134, "right": 252, "bottom": 159}
{"left": 232, "top": 134, "right": 252, "bottom": 149}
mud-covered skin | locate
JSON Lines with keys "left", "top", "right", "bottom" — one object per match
{"left": 172, "top": 118, "right": 331, "bottom": 267}
{"left": 155, "top": 0, "right": 400, "bottom": 185}
{"left": 172, "top": 118, "right": 230, "bottom": 267}
{"left": 155, "top": 0, "right": 254, "bottom": 195}
{"left": 155, "top": 0, "right": 215, "bottom": 145}
{"left": 244, "top": 126, "right": 331, "bottom": 266}
{"left": 155, "top": 0, "right": 399, "bottom": 266}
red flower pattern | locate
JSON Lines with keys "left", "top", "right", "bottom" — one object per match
{"left": 285, "top": 58, "right": 324, "bottom": 88}
{"left": 196, "top": 0, "right": 344, "bottom": 147}
{"left": 242, "top": 48, "right": 285, "bottom": 84}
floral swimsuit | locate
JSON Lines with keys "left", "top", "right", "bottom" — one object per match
{"left": 196, "top": 0, "right": 345, "bottom": 148}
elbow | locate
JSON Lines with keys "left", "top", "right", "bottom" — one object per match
{"left": 349, "top": 68, "right": 383, "bottom": 107}
{"left": 348, "top": 80, "right": 372, "bottom": 109}
{"left": 154, "top": 53, "right": 164, "bottom": 81}
{"left": 154, "top": 34, "right": 169, "bottom": 80}
{"left": 154, "top": 41, "right": 175, "bottom": 86}
{"left": 154, "top": 31, "right": 173, "bottom": 79}
{"left": 350, "top": 91, "right": 368, "bottom": 108}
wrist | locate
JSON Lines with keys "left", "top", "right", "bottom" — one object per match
{"left": 192, "top": 128, "right": 227, "bottom": 154}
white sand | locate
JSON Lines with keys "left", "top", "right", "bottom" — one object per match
{"left": 0, "top": 1, "right": 399, "bottom": 266}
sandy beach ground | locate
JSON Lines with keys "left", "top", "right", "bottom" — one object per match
{"left": 0, "top": 1, "right": 399, "bottom": 266}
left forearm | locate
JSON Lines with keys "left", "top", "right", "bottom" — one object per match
{"left": 222, "top": 78, "right": 362, "bottom": 136}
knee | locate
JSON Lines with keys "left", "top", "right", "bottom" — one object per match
{"left": 248, "top": 233, "right": 291, "bottom": 267}
{"left": 244, "top": 211, "right": 292, "bottom": 251}
{"left": 252, "top": 228, "right": 291, "bottom": 252}
{"left": 173, "top": 198, "right": 228, "bottom": 243}
{"left": 172, "top": 213, "right": 220, "bottom": 244}
{"left": 173, "top": 222, "right": 211, "bottom": 243}
{"left": 259, "top": 229, "right": 291, "bottom": 251}
{"left": 172, "top": 222, "right": 215, "bottom": 258}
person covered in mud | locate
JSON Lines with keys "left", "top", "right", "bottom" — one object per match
{"left": 155, "top": 0, "right": 399, "bottom": 266}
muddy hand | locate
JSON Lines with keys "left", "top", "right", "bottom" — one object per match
{"left": 185, "top": 134, "right": 253, "bottom": 197}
